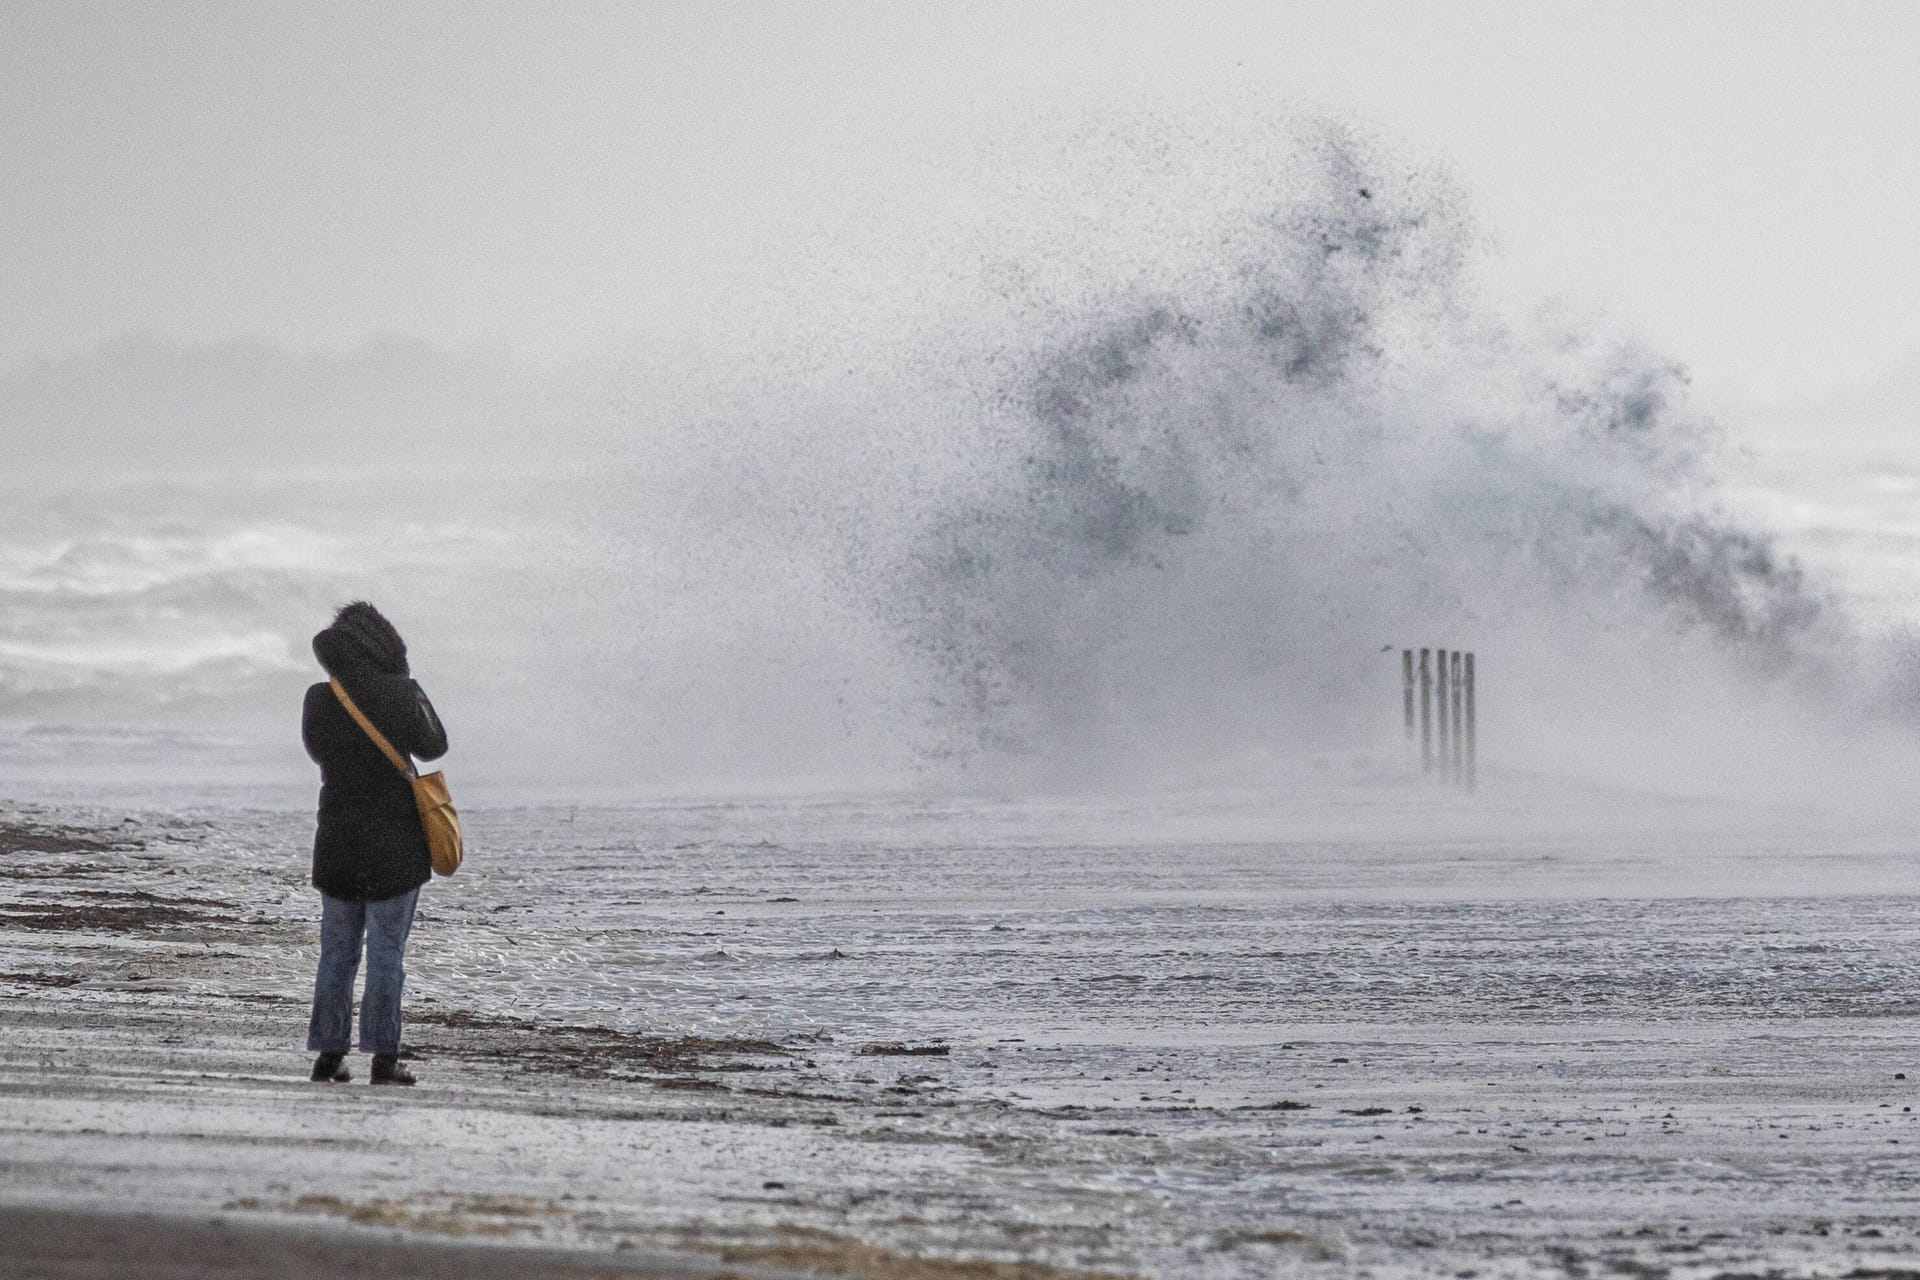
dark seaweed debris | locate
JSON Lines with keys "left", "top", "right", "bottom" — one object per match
{"left": 0, "top": 821, "right": 141, "bottom": 857}
{"left": 0, "top": 971, "right": 85, "bottom": 988}
{"left": 859, "top": 1042, "right": 952, "bottom": 1057}
{"left": 0, "top": 893, "right": 226, "bottom": 933}
{"left": 405, "top": 1008, "right": 787, "bottom": 1079}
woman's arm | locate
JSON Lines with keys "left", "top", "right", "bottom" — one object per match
{"left": 406, "top": 682, "right": 449, "bottom": 761}
{"left": 301, "top": 683, "right": 328, "bottom": 763}
{"left": 343, "top": 673, "right": 450, "bottom": 761}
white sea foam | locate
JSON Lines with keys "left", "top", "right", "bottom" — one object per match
{"left": 0, "top": 526, "right": 346, "bottom": 596}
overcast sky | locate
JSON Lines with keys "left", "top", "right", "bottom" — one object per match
{"left": 4, "top": 0, "right": 1917, "bottom": 417}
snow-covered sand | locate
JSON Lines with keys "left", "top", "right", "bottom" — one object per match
{"left": 4, "top": 783, "right": 1920, "bottom": 1277}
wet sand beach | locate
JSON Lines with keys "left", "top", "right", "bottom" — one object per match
{"left": 0, "top": 1203, "right": 728, "bottom": 1280}
{"left": 0, "top": 1201, "right": 1129, "bottom": 1280}
{"left": 6, "top": 795, "right": 1920, "bottom": 1278}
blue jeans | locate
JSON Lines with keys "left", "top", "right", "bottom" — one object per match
{"left": 306, "top": 887, "right": 420, "bottom": 1055}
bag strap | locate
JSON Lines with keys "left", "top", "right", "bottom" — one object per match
{"left": 331, "top": 678, "right": 416, "bottom": 778}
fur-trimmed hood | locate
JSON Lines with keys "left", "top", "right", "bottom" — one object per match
{"left": 312, "top": 601, "right": 409, "bottom": 678}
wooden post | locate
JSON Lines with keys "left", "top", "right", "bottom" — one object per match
{"left": 1464, "top": 651, "right": 1477, "bottom": 791}
{"left": 1435, "top": 648, "right": 1449, "bottom": 778}
{"left": 1418, "top": 648, "right": 1432, "bottom": 773}
{"left": 1402, "top": 649, "right": 1414, "bottom": 750}
{"left": 1450, "top": 650, "right": 1464, "bottom": 786}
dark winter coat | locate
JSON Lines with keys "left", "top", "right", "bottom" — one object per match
{"left": 302, "top": 603, "right": 448, "bottom": 902}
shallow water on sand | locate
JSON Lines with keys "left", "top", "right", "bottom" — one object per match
{"left": 410, "top": 794, "right": 1920, "bottom": 1043}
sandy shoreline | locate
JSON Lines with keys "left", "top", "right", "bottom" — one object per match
{"left": 0, "top": 1202, "right": 1129, "bottom": 1280}
{"left": 9, "top": 799, "right": 1920, "bottom": 1278}
{"left": 0, "top": 1202, "right": 733, "bottom": 1280}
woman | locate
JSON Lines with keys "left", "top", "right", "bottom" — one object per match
{"left": 301, "top": 601, "right": 448, "bottom": 1085}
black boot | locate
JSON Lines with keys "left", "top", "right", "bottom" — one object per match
{"left": 310, "top": 1052, "right": 349, "bottom": 1083}
{"left": 371, "top": 1053, "right": 416, "bottom": 1086}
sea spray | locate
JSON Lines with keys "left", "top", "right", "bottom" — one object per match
{"left": 3, "top": 116, "right": 1914, "bottom": 801}
{"left": 865, "top": 122, "right": 1889, "bottom": 794}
